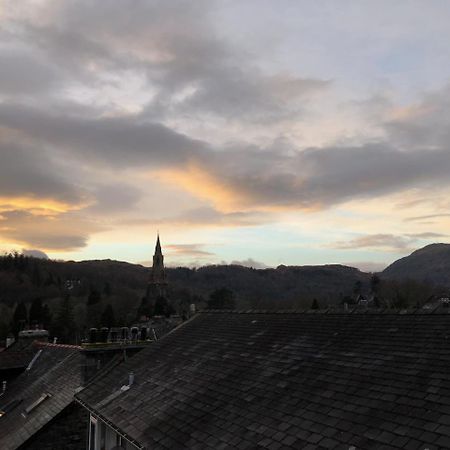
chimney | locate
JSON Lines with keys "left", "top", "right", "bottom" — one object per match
{"left": 128, "top": 372, "right": 135, "bottom": 386}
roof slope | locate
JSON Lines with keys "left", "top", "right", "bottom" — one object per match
{"left": 77, "top": 311, "right": 450, "bottom": 449}
{"left": 0, "top": 350, "right": 34, "bottom": 371}
{"left": 0, "top": 342, "right": 82, "bottom": 450}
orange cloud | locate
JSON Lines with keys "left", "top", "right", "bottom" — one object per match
{"left": 156, "top": 163, "right": 321, "bottom": 214}
{"left": 158, "top": 163, "right": 244, "bottom": 213}
{"left": 0, "top": 195, "right": 91, "bottom": 215}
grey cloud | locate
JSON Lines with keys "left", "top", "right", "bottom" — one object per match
{"left": 86, "top": 183, "right": 142, "bottom": 214}
{"left": 230, "top": 258, "right": 269, "bottom": 269}
{"left": 196, "top": 130, "right": 450, "bottom": 209}
{"left": 0, "top": 138, "right": 85, "bottom": 204}
{"left": 385, "top": 84, "right": 450, "bottom": 150}
{"left": 0, "top": 49, "right": 61, "bottom": 95}
{"left": 22, "top": 249, "right": 49, "bottom": 259}
{"left": 166, "top": 207, "right": 272, "bottom": 227}
{"left": 332, "top": 234, "right": 415, "bottom": 251}
{"left": 0, "top": 103, "right": 205, "bottom": 168}
{"left": 3, "top": 0, "right": 450, "bottom": 232}
{"left": 331, "top": 232, "right": 445, "bottom": 252}
{"left": 407, "top": 232, "right": 446, "bottom": 239}
{"left": 165, "top": 244, "right": 215, "bottom": 257}
{"left": 405, "top": 214, "right": 450, "bottom": 222}
{"left": 0, "top": 210, "right": 100, "bottom": 250}
{"left": 344, "top": 261, "right": 388, "bottom": 273}
{"left": 6, "top": 0, "right": 328, "bottom": 121}
{"left": 120, "top": 206, "right": 272, "bottom": 228}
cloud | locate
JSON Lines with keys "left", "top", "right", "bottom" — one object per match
{"left": 0, "top": 103, "right": 205, "bottom": 169}
{"left": 405, "top": 213, "right": 450, "bottom": 222}
{"left": 344, "top": 261, "right": 388, "bottom": 273}
{"left": 3, "top": 0, "right": 450, "bottom": 262}
{"left": 331, "top": 232, "right": 446, "bottom": 252}
{"left": 22, "top": 249, "right": 49, "bottom": 259}
{"left": 407, "top": 232, "right": 446, "bottom": 239}
{"left": 230, "top": 258, "right": 269, "bottom": 269}
{"left": 165, "top": 244, "right": 215, "bottom": 257}
{"left": 0, "top": 48, "right": 62, "bottom": 96}
{"left": 0, "top": 137, "right": 87, "bottom": 208}
{"left": 0, "top": 210, "right": 102, "bottom": 251}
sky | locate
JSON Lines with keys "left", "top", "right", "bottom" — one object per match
{"left": 1, "top": 0, "right": 450, "bottom": 271}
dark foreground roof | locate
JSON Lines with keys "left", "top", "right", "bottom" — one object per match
{"left": 0, "top": 350, "right": 34, "bottom": 371}
{"left": 0, "top": 342, "right": 82, "bottom": 450}
{"left": 77, "top": 311, "right": 450, "bottom": 449}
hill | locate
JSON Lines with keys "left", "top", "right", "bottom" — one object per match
{"left": 382, "top": 243, "right": 450, "bottom": 287}
{"left": 0, "top": 255, "right": 370, "bottom": 311}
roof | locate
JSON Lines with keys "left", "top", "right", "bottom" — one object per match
{"left": 75, "top": 310, "right": 450, "bottom": 449}
{"left": 0, "top": 342, "right": 82, "bottom": 450}
{"left": 0, "top": 350, "right": 34, "bottom": 371}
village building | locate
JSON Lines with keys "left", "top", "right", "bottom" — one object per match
{"left": 76, "top": 310, "right": 450, "bottom": 450}
{"left": 0, "top": 341, "right": 86, "bottom": 450}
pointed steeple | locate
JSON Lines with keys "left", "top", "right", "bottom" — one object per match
{"left": 155, "top": 233, "right": 162, "bottom": 255}
{"left": 149, "top": 233, "right": 167, "bottom": 287}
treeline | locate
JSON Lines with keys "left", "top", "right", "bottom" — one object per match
{"left": 0, "top": 253, "right": 444, "bottom": 344}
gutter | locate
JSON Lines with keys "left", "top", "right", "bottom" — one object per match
{"left": 74, "top": 396, "right": 145, "bottom": 450}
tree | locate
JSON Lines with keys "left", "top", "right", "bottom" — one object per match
{"left": 137, "top": 297, "right": 153, "bottom": 319}
{"left": 101, "top": 304, "right": 116, "bottom": 328}
{"left": 103, "top": 282, "right": 112, "bottom": 297}
{"left": 153, "top": 296, "right": 175, "bottom": 317}
{"left": 51, "top": 296, "right": 76, "bottom": 344}
{"left": 353, "top": 280, "right": 362, "bottom": 296}
{"left": 207, "top": 288, "right": 236, "bottom": 310}
{"left": 11, "top": 301, "right": 27, "bottom": 336}
{"left": 31, "top": 263, "right": 42, "bottom": 286}
{"left": 29, "top": 297, "right": 44, "bottom": 326}
{"left": 41, "top": 304, "right": 52, "bottom": 329}
{"left": 370, "top": 274, "right": 381, "bottom": 294}
{"left": 87, "top": 287, "right": 101, "bottom": 305}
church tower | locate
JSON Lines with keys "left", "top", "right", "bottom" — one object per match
{"left": 146, "top": 234, "right": 168, "bottom": 301}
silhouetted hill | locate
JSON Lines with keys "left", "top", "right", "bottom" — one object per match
{"left": 0, "top": 254, "right": 370, "bottom": 312}
{"left": 382, "top": 243, "right": 450, "bottom": 287}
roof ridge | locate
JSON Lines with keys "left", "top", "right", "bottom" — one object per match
{"left": 33, "top": 340, "right": 82, "bottom": 349}
{"left": 200, "top": 308, "right": 450, "bottom": 315}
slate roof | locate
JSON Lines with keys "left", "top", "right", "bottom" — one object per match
{"left": 76, "top": 311, "right": 450, "bottom": 450}
{"left": 0, "top": 350, "right": 34, "bottom": 371}
{"left": 0, "top": 342, "right": 82, "bottom": 450}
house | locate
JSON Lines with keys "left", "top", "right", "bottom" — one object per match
{"left": 0, "top": 329, "right": 50, "bottom": 383}
{"left": 0, "top": 341, "right": 86, "bottom": 450}
{"left": 76, "top": 310, "right": 450, "bottom": 449}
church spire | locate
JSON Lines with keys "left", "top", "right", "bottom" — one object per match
{"left": 152, "top": 234, "right": 165, "bottom": 284}
{"left": 155, "top": 233, "right": 162, "bottom": 256}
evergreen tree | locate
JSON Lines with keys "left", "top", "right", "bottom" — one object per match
{"left": 137, "top": 297, "right": 152, "bottom": 319}
{"left": 87, "top": 287, "right": 101, "bottom": 305}
{"left": 153, "top": 296, "right": 175, "bottom": 317}
{"left": 29, "top": 297, "right": 44, "bottom": 326}
{"left": 101, "top": 304, "right": 116, "bottom": 328}
{"left": 103, "top": 282, "right": 112, "bottom": 297}
{"left": 51, "top": 296, "right": 76, "bottom": 344}
{"left": 11, "top": 301, "right": 28, "bottom": 336}
{"left": 31, "top": 263, "right": 42, "bottom": 286}
{"left": 41, "top": 304, "right": 52, "bottom": 330}
{"left": 207, "top": 288, "right": 236, "bottom": 310}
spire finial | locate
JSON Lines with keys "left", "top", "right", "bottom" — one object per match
{"left": 155, "top": 232, "right": 162, "bottom": 254}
